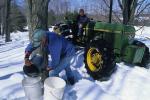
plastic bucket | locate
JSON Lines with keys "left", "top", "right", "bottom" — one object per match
{"left": 22, "top": 77, "right": 43, "bottom": 100}
{"left": 44, "top": 77, "right": 66, "bottom": 100}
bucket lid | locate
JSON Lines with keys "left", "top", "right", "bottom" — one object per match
{"left": 44, "top": 77, "right": 66, "bottom": 90}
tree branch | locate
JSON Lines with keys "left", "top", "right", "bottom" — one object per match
{"left": 102, "top": 0, "right": 110, "bottom": 8}
{"left": 117, "top": 0, "right": 123, "bottom": 10}
{"left": 135, "top": 3, "right": 150, "bottom": 17}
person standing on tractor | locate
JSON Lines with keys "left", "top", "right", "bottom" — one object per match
{"left": 77, "top": 9, "right": 89, "bottom": 39}
{"left": 24, "top": 29, "right": 76, "bottom": 85}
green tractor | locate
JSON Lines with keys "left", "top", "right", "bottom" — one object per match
{"left": 54, "top": 20, "right": 149, "bottom": 80}
{"left": 83, "top": 21, "right": 149, "bottom": 80}
{"left": 53, "top": 0, "right": 150, "bottom": 80}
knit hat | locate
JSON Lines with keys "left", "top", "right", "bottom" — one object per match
{"left": 79, "top": 9, "right": 84, "bottom": 13}
{"left": 31, "top": 29, "right": 46, "bottom": 48}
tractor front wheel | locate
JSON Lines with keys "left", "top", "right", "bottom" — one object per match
{"left": 85, "top": 40, "right": 116, "bottom": 81}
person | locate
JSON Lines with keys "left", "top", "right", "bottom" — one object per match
{"left": 76, "top": 9, "right": 89, "bottom": 37}
{"left": 24, "top": 29, "right": 76, "bottom": 85}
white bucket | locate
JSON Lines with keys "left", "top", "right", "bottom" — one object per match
{"left": 22, "top": 77, "right": 43, "bottom": 100}
{"left": 44, "top": 77, "right": 66, "bottom": 100}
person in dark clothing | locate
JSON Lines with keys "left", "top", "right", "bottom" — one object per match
{"left": 76, "top": 9, "right": 89, "bottom": 37}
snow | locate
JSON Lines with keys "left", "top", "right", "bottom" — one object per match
{"left": 0, "top": 26, "right": 150, "bottom": 100}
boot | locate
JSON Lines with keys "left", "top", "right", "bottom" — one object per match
{"left": 67, "top": 77, "right": 75, "bottom": 85}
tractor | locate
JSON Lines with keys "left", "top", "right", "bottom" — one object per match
{"left": 54, "top": 20, "right": 149, "bottom": 80}
{"left": 83, "top": 21, "right": 149, "bottom": 80}
{"left": 53, "top": 0, "right": 150, "bottom": 80}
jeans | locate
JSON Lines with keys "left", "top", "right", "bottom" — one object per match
{"left": 77, "top": 28, "right": 84, "bottom": 36}
{"left": 31, "top": 54, "right": 49, "bottom": 82}
{"left": 31, "top": 54, "right": 44, "bottom": 71}
{"left": 31, "top": 54, "right": 75, "bottom": 80}
{"left": 49, "top": 55, "right": 75, "bottom": 79}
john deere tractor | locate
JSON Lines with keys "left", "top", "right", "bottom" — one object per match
{"left": 54, "top": 19, "right": 149, "bottom": 80}
{"left": 83, "top": 21, "right": 149, "bottom": 80}
{"left": 53, "top": 0, "right": 149, "bottom": 80}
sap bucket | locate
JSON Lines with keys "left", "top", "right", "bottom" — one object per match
{"left": 22, "top": 76, "right": 43, "bottom": 100}
{"left": 44, "top": 77, "right": 66, "bottom": 100}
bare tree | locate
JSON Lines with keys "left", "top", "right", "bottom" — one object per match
{"left": 3, "top": 0, "right": 11, "bottom": 42}
{"left": 0, "top": 0, "right": 5, "bottom": 36}
{"left": 0, "top": 1, "right": 4, "bottom": 35}
{"left": 118, "top": 0, "right": 150, "bottom": 25}
{"left": 102, "top": 0, "right": 122, "bottom": 22}
{"left": 135, "top": 0, "right": 150, "bottom": 17}
{"left": 101, "top": 0, "right": 150, "bottom": 25}
{"left": 26, "top": 0, "right": 50, "bottom": 40}
{"left": 122, "top": 0, "right": 138, "bottom": 24}
{"left": 49, "top": 0, "right": 70, "bottom": 15}
{"left": 78, "top": 0, "right": 109, "bottom": 22}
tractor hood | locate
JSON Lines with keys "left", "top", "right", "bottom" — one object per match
{"left": 93, "top": 21, "right": 135, "bottom": 34}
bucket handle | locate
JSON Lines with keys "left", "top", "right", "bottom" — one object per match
{"left": 40, "top": 82, "right": 44, "bottom": 88}
{"left": 49, "top": 91, "right": 62, "bottom": 100}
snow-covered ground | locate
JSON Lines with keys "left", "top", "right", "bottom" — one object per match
{"left": 0, "top": 27, "right": 150, "bottom": 100}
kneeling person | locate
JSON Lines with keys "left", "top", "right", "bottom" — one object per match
{"left": 24, "top": 29, "right": 76, "bottom": 85}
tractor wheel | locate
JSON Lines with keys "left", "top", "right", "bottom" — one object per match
{"left": 133, "top": 40, "right": 150, "bottom": 68}
{"left": 85, "top": 40, "right": 116, "bottom": 81}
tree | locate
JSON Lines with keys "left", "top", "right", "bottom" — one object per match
{"left": 122, "top": 0, "right": 138, "bottom": 25}
{"left": 118, "top": 0, "right": 150, "bottom": 25}
{"left": 0, "top": 0, "right": 5, "bottom": 35}
{"left": 48, "top": 0, "right": 70, "bottom": 23}
{"left": 102, "top": 0, "right": 150, "bottom": 25}
{"left": 0, "top": 8, "right": 2, "bottom": 35}
{"left": 3, "top": 0, "right": 11, "bottom": 42}
{"left": 9, "top": 1, "right": 27, "bottom": 32}
{"left": 26, "top": 0, "right": 50, "bottom": 40}
{"left": 48, "top": 10, "right": 56, "bottom": 26}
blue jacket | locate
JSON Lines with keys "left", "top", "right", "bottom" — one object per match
{"left": 25, "top": 32, "right": 75, "bottom": 68}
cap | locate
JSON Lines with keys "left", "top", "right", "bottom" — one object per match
{"left": 31, "top": 29, "right": 46, "bottom": 48}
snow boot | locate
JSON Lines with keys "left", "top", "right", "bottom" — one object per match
{"left": 67, "top": 77, "right": 75, "bottom": 85}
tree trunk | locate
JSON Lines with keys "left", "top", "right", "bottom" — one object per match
{"left": 0, "top": 9, "right": 1, "bottom": 35}
{"left": 0, "top": 23, "right": 1, "bottom": 35}
{"left": 0, "top": 10, "right": 1, "bottom": 35}
{"left": 122, "top": 0, "right": 138, "bottom": 25}
{"left": 0, "top": 0, "right": 5, "bottom": 36}
{"left": 0, "top": 0, "right": 5, "bottom": 32}
{"left": 26, "top": 0, "right": 50, "bottom": 41}
{"left": 4, "top": 0, "right": 11, "bottom": 42}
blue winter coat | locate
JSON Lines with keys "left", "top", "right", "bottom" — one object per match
{"left": 25, "top": 32, "right": 75, "bottom": 68}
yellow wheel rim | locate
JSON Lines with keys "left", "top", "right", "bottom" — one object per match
{"left": 87, "top": 48, "right": 103, "bottom": 72}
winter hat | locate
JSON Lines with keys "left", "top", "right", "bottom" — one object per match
{"left": 79, "top": 9, "right": 84, "bottom": 13}
{"left": 31, "top": 29, "right": 47, "bottom": 48}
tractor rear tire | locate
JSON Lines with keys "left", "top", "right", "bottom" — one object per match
{"left": 85, "top": 40, "right": 116, "bottom": 81}
{"left": 133, "top": 40, "right": 150, "bottom": 68}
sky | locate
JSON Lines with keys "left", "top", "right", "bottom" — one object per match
{"left": 15, "top": 0, "right": 150, "bottom": 13}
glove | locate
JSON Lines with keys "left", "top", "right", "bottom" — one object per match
{"left": 46, "top": 67, "right": 53, "bottom": 71}
{"left": 24, "top": 51, "right": 33, "bottom": 66}
{"left": 24, "top": 58, "right": 33, "bottom": 66}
